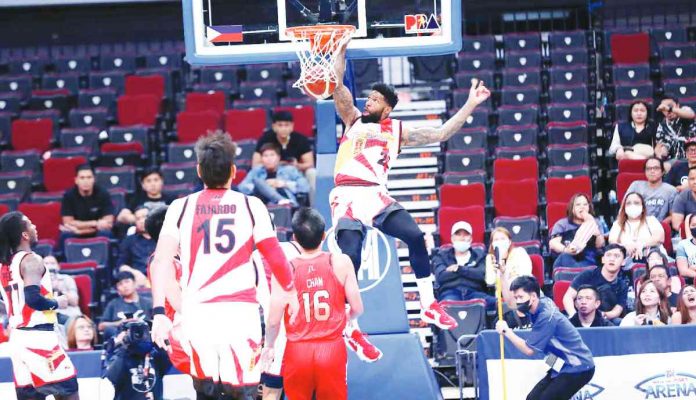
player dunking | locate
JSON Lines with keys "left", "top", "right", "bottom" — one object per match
{"left": 262, "top": 208, "right": 363, "bottom": 400}
{"left": 0, "top": 212, "right": 79, "bottom": 400}
{"left": 150, "top": 132, "right": 299, "bottom": 400}
{"left": 331, "top": 45, "right": 491, "bottom": 354}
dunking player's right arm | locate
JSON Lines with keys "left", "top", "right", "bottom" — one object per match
{"left": 401, "top": 79, "right": 491, "bottom": 146}
{"left": 21, "top": 254, "right": 67, "bottom": 311}
{"left": 334, "top": 253, "right": 363, "bottom": 319}
{"left": 333, "top": 44, "right": 361, "bottom": 127}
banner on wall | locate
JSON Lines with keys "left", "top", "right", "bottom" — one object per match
{"left": 477, "top": 325, "right": 696, "bottom": 400}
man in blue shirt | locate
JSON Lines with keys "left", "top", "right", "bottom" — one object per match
{"left": 116, "top": 206, "right": 156, "bottom": 287}
{"left": 496, "top": 276, "right": 595, "bottom": 400}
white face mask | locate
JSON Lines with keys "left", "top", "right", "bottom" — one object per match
{"left": 492, "top": 239, "right": 511, "bottom": 253}
{"left": 625, "top": 204, "right": 643, "bottom": 219}
{"left": 452, "top": 240, "right": 471, "bottom": 253}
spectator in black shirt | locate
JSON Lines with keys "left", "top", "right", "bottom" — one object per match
{"left": 569, "top": 285, "right": 612, "bottom": 328}
{"left": 117, "top": 168, "right": 175, "bottom": 225}
{"left": 60, "top": 164, "right": 114, "bottom": 248}
{"left": 116, "top": 206, "right": 156, "bottom": 288}
{"left": 98, "top": 271, "right": 152, "bottom": 341}
{"left": 253, "top": 111, "right": 316, "bottom": 204}
{"left": 654, "top": 93, "right": 696, "bottom": 161}
{"left": 665, "top": 138, "right": 696, "bottom": 191}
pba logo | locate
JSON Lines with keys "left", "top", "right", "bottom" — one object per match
{"left": 325, "top": 228, "right": 392, "bottom": 292}
{"left": 572, "top": 383, "right": 605, "bottom": 400}
{"left": 635, "top": 371, "right": 696, "bottom": 398}
{"left": 404, "top": 14, "right": 441, "bottom": 34}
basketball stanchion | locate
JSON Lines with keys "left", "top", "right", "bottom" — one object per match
{"left": 496, "top": 269, "right": 508, "bottom": 400}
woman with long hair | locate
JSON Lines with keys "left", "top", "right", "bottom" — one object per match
{"left": 609, "top": 192, "right": 665, "bottom": 267}
{"left": 549, "top": 193, "right": 606, "bottom": 268}
{"left": 66, "top": 316, "right": 98, "bottom": 351}
{"left": 620, "top": 279, "right": 671, "bottom": 326}
{"left": 485, "top": 227, "right": 532, "bottom": 304}
{"left": 608, "top": 100, "right": 657, "bottom": 160}
{"left": 670, "top": 285, "right": 696, "bottom": 325}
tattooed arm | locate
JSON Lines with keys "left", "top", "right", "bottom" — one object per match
{"left": 401, "top": 79, "right": 491, "bottom": 146}
{"left": 333, "top": 44, "right": 361, "bottom": 126}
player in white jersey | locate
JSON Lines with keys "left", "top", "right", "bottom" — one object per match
{"left": 0, "top": 212, "right": 79, "bottom": 400}
{"left": 150, "top": 132, "right": 299, "bottom": 400}
{"left": 331, "top": 44, "right": 491, "bottom": 359}
{"left": 253, "top": 240, "right": 301, "bottom": 400}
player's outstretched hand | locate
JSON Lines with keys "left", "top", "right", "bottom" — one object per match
{"left": 151, "top": 314, "right": 173, "bottom": 352}
{"left": 259, "top": 347, "right": 275, "bottom": 372}
{"left": 495, "top": 320, "right": 509, "bottom": 335}
{"left": 467, "top": 78, "right": 491, "bottom": 107}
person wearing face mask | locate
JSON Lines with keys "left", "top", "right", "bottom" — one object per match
{"left": 563, "top": 244, "right": 630, "bottom": 324}
{"left": 431, "top": 221, "right": 495, "bottom": 308}
{"left": 608, "top": 100, "right": 657, "bottom": 161}
{"left": 496, "top": 276, "right": 595, "bottom": 400}
{"left": 674, "top": 213, "right": 696, "bottom": 284}
{"left": 654, "top": 93, "right": 696, "bottom": 161}
{"left": 620, "top": 280, "right": 671, "bottom": 326}
{"left": 485, "top": 227, "right": 532, "bottom": 304}
{"left": 549, "top": 193, "right": 607, "bottom": 268}
{"left": 608, "top": 192, "right": 664, "bottom": 266}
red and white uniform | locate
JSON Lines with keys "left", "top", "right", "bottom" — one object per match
{"left": 282, "top": 252, "right": 348, "bottom": 400}
{"left": 0, "top": 251, "right": 77, "bottom": 389}
{"left": 159, "top": 188, "right": 294, "bottom": 387}
{"left": 253, "top": 241, "right": 301, "bottom": 378}
{"left": 330, "top": 118, "right": 402, "bottom": 228}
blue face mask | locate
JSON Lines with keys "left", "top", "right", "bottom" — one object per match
{"left": 452, "top": 240, "right": 471, "bottom": 253}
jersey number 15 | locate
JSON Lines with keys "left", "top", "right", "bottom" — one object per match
{"left": 197, "top": 218, "right": 236, "bottom": 254}
{"left": 301, "top": 290, "right": 330, "bottom": 322}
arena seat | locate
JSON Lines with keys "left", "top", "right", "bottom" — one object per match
{"left": 438, "top": 206, "right": 485, "bottom": 245}
{"left": 224, "top": 108, "right": 267, "bottom": 141}
{"left": 616, "top": 172, "right": 644, "bottom": 201}
{"left": 446, "top": 127, "right": 487, "bottom": 151}
{"left": 18, "top": 202, "right": 62, "bottom": 244}
{"left": 176, "top": 110, "right": 221, "bottom": 143}
{"left": 546, "top": 176, "right": 592, "bottom": 204}
{"left": 493, "top": 179, "right": 538, "bottom": 217}
{"left": 493, "top": 157, "right": 538, "bottom": 181}
{"left": 439, "top": 183, "right": 486, "bottom": 208}
{"left": 185, "top": 91, "right": 227, "bottom": 114}
{"left": 552, "top": 280, "right": 572, "bottom": 311}
{"left": 11, "top": 118, "right": 53, "bottom": 153}
{"left": 43, "top": 156, "right": 87, "bottom": 192}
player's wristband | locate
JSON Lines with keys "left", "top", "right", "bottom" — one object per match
{"left": 152, "top": 306, "right": 166, "bottom": 316}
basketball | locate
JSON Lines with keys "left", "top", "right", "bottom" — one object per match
{"left": 303, "top": 79, "right": 337, "bottom": 100}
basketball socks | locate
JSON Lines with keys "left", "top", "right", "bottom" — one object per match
{"left": 415, "top": 277, "right": 436, "bottom": 308}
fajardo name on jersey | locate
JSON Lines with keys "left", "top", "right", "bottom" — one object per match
{"left": 196, "top": 204, "right": 237, "bottom": 215}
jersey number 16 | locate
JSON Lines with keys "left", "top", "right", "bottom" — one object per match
{"left": 301, "top": 290, "right": 330, "bottom": 322}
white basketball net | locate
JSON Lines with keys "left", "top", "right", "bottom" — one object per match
{"left": 286, "top": 25, "right": 355, "bottom": 97}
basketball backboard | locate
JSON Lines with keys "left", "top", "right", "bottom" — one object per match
{"left": 182, "top": 0, "right": 461, "bottom": 65}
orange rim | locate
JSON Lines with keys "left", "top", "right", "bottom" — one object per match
{"left": 285, "top": 24, "right": 356, "bottom": 40}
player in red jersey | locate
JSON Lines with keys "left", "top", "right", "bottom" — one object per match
{"left": 150, "top": 132, "right": 299, "bottom": 400}
{"left": 330, "top": 44, "right": 491, "bottom": 360}
{"left": 262, "top": 208, "right": 363, "bottom": 400}
{"left": 0, "top": 212, "right": 79, "bottom": 400}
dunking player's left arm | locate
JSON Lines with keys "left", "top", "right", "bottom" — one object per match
{"left": 21, "top": 254, "right": 67, "bottom": 311}
{"left": 401, "top": 79, "right": 491, "bottom": 147}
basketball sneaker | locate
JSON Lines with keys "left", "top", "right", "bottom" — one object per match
{"left": 344, "top": 329, "right": 383, "bottom": 363}
{"left": 420, "top": 301, "right": 458, "bottom": 330}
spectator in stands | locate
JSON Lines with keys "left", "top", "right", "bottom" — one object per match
{"left": 670, "top": 285, "right": 696, "bottom": 325}
{"left": 654, "top": 94, "right": 696, "bottom": 161}
{"left": 620, "top": 279, "right": 671, "bottom": 326}
{"left": 608, "top": 100, "right": 657, "bottom": 160}
{"left": 66, "top": 315, "right": 98, "bottom": 351}
{"left": 625, "top": 157, "right": 677, "bottom": 222}
{"left": 432, "top": 221, "right": 495, "bottom": 309}
{"left": 675, "top": 214, "right": 696, "bottom": 283}
{"left": 59, "top": 164, "right": 114, "bottom": 246}
{"left": 98, "top": 271, "right": 153, "bottom": 341}
{"left": 116, "top": 206, "right": 156, "bottom": 288}
{"left": 608, "top": 192, "right": 664, "bottom": 266}
{"left": 646, "top": 264, "right": 679, "bottom": 310}
{"left": 563, "top": 244, "right": 629, "bottom": 323}
{"left": 549, "top": 193, "right": 606, "bottom": 268}
{"left": 485, "top": 227, "right": 532, "bottom": 304}
{"left": 45, "top": 255, "right": 81, "bottom": 324}
{"left": 116, "top": 168, "right": 174, "bottom": 225}
{"left": 569, "top": 285, "right": 612, "bottom": 328}
{"left": 665, "top": 138, "right": 696, "bottom": 191}
{"left": 238, "top": 143, "right": 309, "bottom": 206}
{"left": 252, "top": 111, "right": 316, "bottom": 204}
{"left": 671, "top": 167, "right": 696, "bottom": 231}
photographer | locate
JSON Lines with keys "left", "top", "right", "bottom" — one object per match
{"left": 103, "top": 319, "right": 171, "bottom": 400}
{"left": 99, "top": 271, "right": 153, "bottom": 341}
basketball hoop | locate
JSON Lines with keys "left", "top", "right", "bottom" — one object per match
{"left": 286, "top": 24, "right": 356, "bottom": 100}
